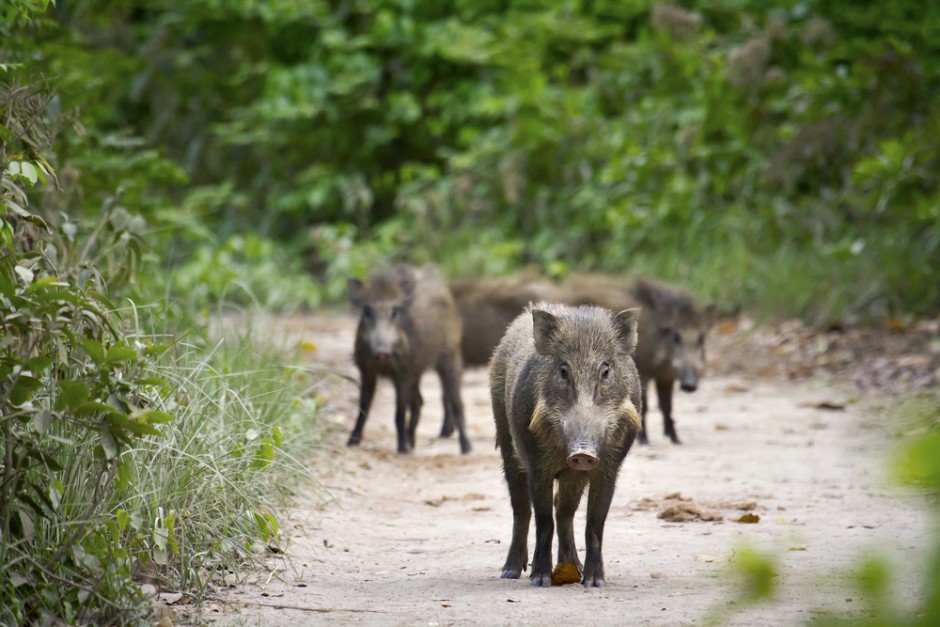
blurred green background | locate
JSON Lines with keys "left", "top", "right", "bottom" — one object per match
{"left": 8, "top": 0, "right": 940, "bottom": 321}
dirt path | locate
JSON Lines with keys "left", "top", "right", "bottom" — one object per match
{"left": 204, "top": 312, "right": 934, "bottom": 626}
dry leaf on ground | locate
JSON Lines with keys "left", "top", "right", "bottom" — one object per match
{"left": 551, "top": 562, "right": 582, "bottom": 586}
{"left": 801, "top": 401, "right": 845, "bottom": 411}
{"left": 658, "top": 504, "right": 723, "bottom": 522}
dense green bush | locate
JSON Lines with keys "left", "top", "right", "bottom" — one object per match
{"left": 1, "top": 130, "right": 321, "bottom": 626}
{"left": 23, "top": 0, "right": 939, "bottom": 322}
{"left": 2, "top": 7, "right": 324, "bottom": 622}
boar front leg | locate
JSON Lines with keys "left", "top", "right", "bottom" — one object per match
{"left": 529, "top": 472, "right": 555, "bottom": 587}
{"left": 656, "top": 377, "right": 680, "bottom": 444}
{"left": 348, "top": 368, "right": 377, "bottom": 447}
{"left": 582, "top": 474, "right": 618, "bottom": 587}
{"left": 555, "top": 473, "right": 588, "bottom": 574}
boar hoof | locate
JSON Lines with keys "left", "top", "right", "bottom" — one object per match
{"left": 347, "top": 434, "right": 362, "bottom": 447}
{"left": 439, "top": 422, "right": 455, "bottom": 438}
{"left": 637, "top": 432, "right": 649, "bottom": 446}
{"left": 582, "top": 564, "right": 606, "bottom": 587}
{"left": 500, "top": 568, "right": 522, "bottom": 579}
{"left": 530, "top": 573, "right": 552, "bottom": 587}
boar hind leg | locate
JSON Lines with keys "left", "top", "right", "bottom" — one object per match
{"left": 555, "top": 474, "right": 588, "bottom": 572}
{"left": 494, "top": 387, "right": 528, "bottom": 578}
{"left": 406, "top": 384, "right": 424, "bottom": 450}
{"left": 656, "top": 378, "right": 680, "bottom": 444}
{"left": 637, "top": 381, "right": 650, "bottom": 445}
{"left": 393, "top": 376, "right": 415, "bottom": 454}
{"left": 582, "top": 476, "right": 618, "bottom": 587}
{"left": 500, "top": 459, "right": 531, "bottom": 579}
{"left": 348, "top": 368, "right": 377, "bottom": 447}
{"left": 439, "top": 392, "right": 455, "bottom": 439}
{"left": 437, "top": 359, "right": 472, "bottom": 454}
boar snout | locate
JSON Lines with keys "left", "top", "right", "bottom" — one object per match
{"left": 678, "top": 369, "right": 699, "bottom": 392}
{"left": 372, "top": 348, "right": 392, "bottom": 363}
{"left": 567, "top": 448, "right": 599, "bottom": 471}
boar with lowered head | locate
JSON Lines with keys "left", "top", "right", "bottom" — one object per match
{"left": 347, "top": 264, "right": 471, "bottom": 455}
{"left": 631, "top": 278, "right": 716, "bottom": 445}
{"left": 490, "top": 303, "right": 642, "bottom": 587}
{"left": 449, "top": 272, "right": 569, "bottom": 367}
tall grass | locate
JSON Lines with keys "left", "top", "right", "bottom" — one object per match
{"left": 114, "top": 307, "right": 326, "bottom": 593}
{"left": 0, "top": 303, "right": 325, "bottom": 624}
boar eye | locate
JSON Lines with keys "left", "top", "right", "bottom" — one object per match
{"left": 697, "top": 333, "right": 705, "bottom": 347}
{"left": 672, "top": 331, "right": 682, "bottom": 346}
{"left": 600, "top": 363, "right": 610, "bottom": 380}
{"left": 390, "top": 306, "right": 405, "bottom": 320}
{"left": 559, "top": 363, "right": 570, "bottom": 381}
{"left": 363, "top": 305, "right": 375, "bottom": 320}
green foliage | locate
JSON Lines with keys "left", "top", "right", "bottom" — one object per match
{"left": 21, "top": 0, "right": 936, "bottom": 321}
{"left": 1, "top": 17, "right": 324, "bottom": 621}
{"left": 1, "top": 160, "right": 320, "bottom": 625}
{"left": 170, "top": 232, "right": 322, "bottom": 312}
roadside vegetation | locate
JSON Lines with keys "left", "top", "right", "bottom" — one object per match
{"left": 2, "top": 0, "right": 937, "bottom": 623}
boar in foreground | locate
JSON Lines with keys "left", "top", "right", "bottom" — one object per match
{"left": 490, "top": 303, "right": 642, "bottom": 587}
{"left": 630, "top": 278, "right": 716, "bottom": 445}
{"left": 348, "top": 264, "right": 471, "bottom": 454}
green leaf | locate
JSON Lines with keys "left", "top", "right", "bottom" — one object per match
{"left": 18, "top": 509, "right": 36, "bottom": 542}
{"left": 16, "top": 161, "right": 39, "bottom": 185}
{"left": 130, "top": 409, "right": 174, "bottom": 424}
{"left": 138, "top": 376, "right": 169, "bottom": 387}
{"left": 116, "top": 462, "right": 131, "bottom": 491}
{"left": 57, "top": 381, "right": 89, "bottom": 409}
{"left": 116, "top": 509, "right": 130, "bottom": 532}
{"left": 251, "top": 440, "right": 275, "bottom": 469}
{"left": 106, "top": 343, "right": 138, "bottom": 364}
{"left": 10, "top": 374, "right": 42, "bottom": 405}
{"left": 893, "top": 431, "right": 940, "bottom": 489}
{"left": 79, "top": 337, "right": 105, "bottom": 365}
{"left": 142, "top": 343, "right": 173, "bottom": 357}
{"left": 76, "top": 400, "right": 121, "bottom": 416}
{"left": 105, "top": 413, "right": 163, "bottom": 437}
{"left": 100, "top": 428, "right": 118, "bottom": 460}
{"left": 26, "top": 355, "right": 53, "bottom": 373}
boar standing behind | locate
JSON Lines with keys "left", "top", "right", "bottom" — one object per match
{"left": 348, "top": 264, "right": 471, "bottom": 455}
{"left": 490, "top": 303, "right": 642, "bottom": 587}
{"left": 630, "top": 278, "right": 716, "bottom": 444}
{"left": 449, "top": 273, "right": 569, "bottom": 367}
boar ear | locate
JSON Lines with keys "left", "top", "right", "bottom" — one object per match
{"left": 632, "top": 279, "right": 662, "bottom": 312}
{"left": 531, "top": 309, "right": 559, "bottom": 356}
{"left": 702, "top": 304, "right": 718, "bottom": 330}
{"left": 396, "top": 265, "right": 417, "bottom": 296}
{"left": 347, "top": 278, "right": 365, "bottom": 308}
{"left": 614, "top": 308, "right": 640, "bottom": 354}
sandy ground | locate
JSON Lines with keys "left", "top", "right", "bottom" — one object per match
{"left": 199, "top": 312, "right": 935, "bottom": 626}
